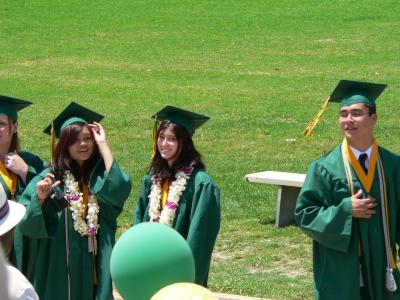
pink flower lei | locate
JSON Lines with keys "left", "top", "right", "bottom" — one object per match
{"left": 63, "top": 171, "right": 100, "bottom": 237}
{"left": 148, "top": 166, "right": 194, "bottom": 226}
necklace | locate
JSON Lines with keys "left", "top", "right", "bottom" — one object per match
{"left": 63, "top": 171, "right": 100, "bottom": 236}
{"left": 148, "top": 166, "right": 193, "bottom": 226}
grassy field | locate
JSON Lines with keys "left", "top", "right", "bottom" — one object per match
{"left": 1, "top": 1, "right": 400, "bottom": 298}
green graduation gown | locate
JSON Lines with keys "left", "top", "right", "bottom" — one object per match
{"left": 295, "top": 145, "right": 400, "bottom": 300}
{"left": 19, "top": 160, "right": 132, "bottom": 300}
{"left": 3, "top": 151, "right": 45, "bottom": 281}
{"left": 133, "top": 168, "right": 221, "bottom": 286}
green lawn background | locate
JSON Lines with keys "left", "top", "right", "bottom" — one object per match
{"left": 1, "top": 1, "right": 400, "bottom": 298}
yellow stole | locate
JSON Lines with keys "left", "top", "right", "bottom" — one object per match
{"left": 342, "top": 139, "right": 397, "bottom": 270}
{"left": 343, "top": 138, "right": 378, "bottom": 193}
{"left": 0, "top": 161, "right": 17, "bottom": 199}
{"left": 81, "top": 184, "right": 89, "bottom": 218}
{"left": 161, "top": 179, "right": 170, "bottom": 208}
{"left": 80, "top": 183, "right": 97, "bottom": 284}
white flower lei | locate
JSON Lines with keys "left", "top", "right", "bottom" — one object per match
{"left": 63, "top": 171, "right": 100, "bottom": 236}
{"left": 148, "top": 166, "right": 194, "bottom": 226}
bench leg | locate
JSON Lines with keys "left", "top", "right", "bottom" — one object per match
{"left": 275, "top": 186, "right": 300, "bottom": 228}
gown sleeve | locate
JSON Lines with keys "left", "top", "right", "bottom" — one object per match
{"left": 18, "top": 170, "right": 59, "bottom": 239}
{"left": 295, "top": 161, "right": 353, "bottom": 253}
{"left": 187, "top": 179, "right": 221, "bottom": 286}
{"left": 90, "top": 159, "right": 132, "bottom": 221}
{"left": 132, "top": 176, "right": 151, "bottom": 225}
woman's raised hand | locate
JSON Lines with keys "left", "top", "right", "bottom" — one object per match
{"left": 88, "top": 122, "right": 113, "bottom": 171}
{"left": 88, "top": 122, "right": 106, "bottom": 144}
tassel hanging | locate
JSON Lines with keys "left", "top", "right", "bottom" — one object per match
{"left": 303, "top": 97, "right": 330, "bottom": 136}
{"left": 151, "top": 119, "right": 159, "bottom": 159}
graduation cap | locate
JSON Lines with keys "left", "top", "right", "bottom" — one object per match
{"left": 151, "top": 105, "right": 209, "bottom": 157}
{"left": 43, "top": 102, "right": 104, "bottom": 164}
{"left": 152, "top": 105, "right": 209, "bottom": 135}
{"left": 0, "top": 95, "right": 32, "bottom": 120}
{"left": 43, "top": 102, "right": 104, "bottom": 138}
{"left": 303, "top": 80, "right": 387, "bottom": 136}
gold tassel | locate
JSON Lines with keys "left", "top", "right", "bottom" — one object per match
{"left": 303, "top": 97, "right": 330, "bottom": 136}
{"left": 50, "top": 122, "right": 56, "bottom": 165}
{"left": 151, "top": 119, "right": 159, "bottom": 158}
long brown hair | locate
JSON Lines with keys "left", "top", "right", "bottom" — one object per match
{"left": 8, "top": 117, "right": 20, "bottom": 153}
{"left": 52, "top": 123, "right": 100, "bottom": 185}
{"left": 149, "top": 121, "right": 205, "bottom": 181}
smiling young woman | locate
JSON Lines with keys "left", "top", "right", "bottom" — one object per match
{"left": 18, "top": 102, "right": 132, "bottom": 300}
{"left": 0, "top": 96, "right": 45, "bottom": 282}
{"left": 133, "top": 105, "right": 221, "bottom": 287}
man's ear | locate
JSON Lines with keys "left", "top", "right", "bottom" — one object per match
{"left": 372, "top": 113, "right": 378, "bottom": 125}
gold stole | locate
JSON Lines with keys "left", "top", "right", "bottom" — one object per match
{"left": 343, "top": 138, "right": 377, "bottom": 193}
{"left": 81, "top": 184, "right": 89, "bottom": 218}
{"left": 342, "top": 138, "right": 377, "bottom": 257}
{"left": 80, "top": 183, "right": 97, "bottom": 285}
{"left": 342, "top": 139, "right": 397, "bottom": 271}
{"left": 161, "top": 180, "right": 170, "bottom": 208}
{"left": 0, "top": 161, "right": 17, "bottom": 199}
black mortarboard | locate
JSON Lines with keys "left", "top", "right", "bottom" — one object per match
{"left": 329, "top": 80, "right": 386, "bottom": 107}
{"left": 0, "top": 95, "right": 32, "bottom": 120}
{"left": 43, "top": 102, "right": 104, "bottom": 138}
{"left": 152, "top": 105, "right": 209, "bottom": 135}
{"left": 304, "top": 80, "right": 387, "bottom": 136}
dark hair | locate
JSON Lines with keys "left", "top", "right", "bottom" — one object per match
{"left": 149, "top": 121, "right": 205, "bottom": 181}
{"left": 52, "top": 123, "right": 100, "bottom": 185}
{"left": 364, "top": 104, "right": 376, "bottom": 116}
{"left": 8, "top": 118, "right": 20, "bottom": 153}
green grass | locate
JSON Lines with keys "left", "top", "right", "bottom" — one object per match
{"left": 1, "top": 1, "right": 400, "bottom": 298}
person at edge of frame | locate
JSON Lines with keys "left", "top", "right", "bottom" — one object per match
{"left": 0, "top": 187, "right": 39, "bottom": 300}
{"left": 0, "top": 95, "right": 45, "bottom": 282}
{"left": 296, "top": 80, "right": 400, "bottom": 300}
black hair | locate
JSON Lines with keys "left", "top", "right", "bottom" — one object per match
{"left": 8, "top": 117, "right": 20, "bottom": 153}
{"left": 149, "top": 121, "right": 205, "bottom": 181}
{"left": 52, "top": 123, "right": 100, "bottom": 186}
{"left": 365, "top": 104, "right": 376, "bottom": 116}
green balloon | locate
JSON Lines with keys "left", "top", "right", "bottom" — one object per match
{"left": 110, "top": 222, "right": 195, "bottom": 300}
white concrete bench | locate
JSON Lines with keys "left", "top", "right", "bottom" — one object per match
{"left": 244, "top": 171, "right": 306, "bottom": 228}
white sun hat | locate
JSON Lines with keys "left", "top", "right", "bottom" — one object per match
{"left": 0, "top": 192, "right": 26, "bottom": 236}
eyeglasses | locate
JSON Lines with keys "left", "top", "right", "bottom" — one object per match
{"left": 339, "top": 110, "right": 368, "bottom": 118}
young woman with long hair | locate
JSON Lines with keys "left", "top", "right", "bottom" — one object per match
{"left": 134, "top": 105, "right": 220, "bottom": 287}
{"left": 0, "top": 96, "right": 45, "bottom": 280}
{"left": 19, "top": 102, "right": 132, "bottom": 300}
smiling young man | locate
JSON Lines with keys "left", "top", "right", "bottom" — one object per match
{"left": 296, "top": 80, "right": 400, "bottom": 300}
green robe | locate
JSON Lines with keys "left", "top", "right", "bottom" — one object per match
{"left": 133, "top": 168, "right": 220, "bottom": 286}
{"left": 3, "top": 151, "right": 45, "bottom": 281}
{"left": 19, "top": 160, "right": 132, "bottom": 300}
{"left": 295, "top": 145, "right": 400, "bottom": 300}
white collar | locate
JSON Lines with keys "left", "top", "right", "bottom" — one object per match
{"left": 350, "top": 144, "right": 373, "bottom": 160}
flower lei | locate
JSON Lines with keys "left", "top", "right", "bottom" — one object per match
{"left": 63, "top": 171, "right": 100, "bottom": 236}
{"left": 148, "top": 166, "right": 194, "bottom": 226}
